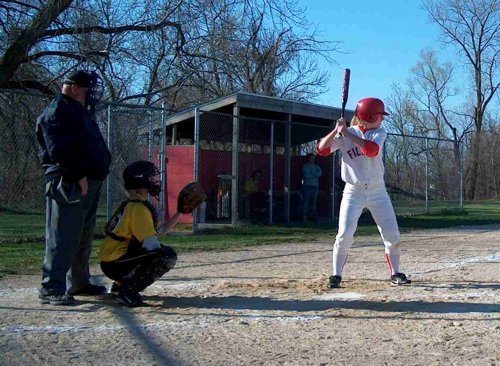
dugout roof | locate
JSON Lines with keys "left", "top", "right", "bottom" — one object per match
{"left": 164, "top": 92, "right": 354, "bottom": 146}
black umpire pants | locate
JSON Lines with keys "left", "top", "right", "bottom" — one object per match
{"left": 40, "top": 178, "right": 102, "bottom": 296}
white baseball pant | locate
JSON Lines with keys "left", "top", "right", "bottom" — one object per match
{"left": 333, "top": 182, "right": 401, "bottom": 276}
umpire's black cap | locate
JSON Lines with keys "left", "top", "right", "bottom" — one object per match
{"left": 63, "top": 70, "right": 93, "bottom": 88}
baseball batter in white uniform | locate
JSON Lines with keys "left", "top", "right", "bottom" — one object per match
{"left": 317, "top": 97, "right": 411, "bottom": 288}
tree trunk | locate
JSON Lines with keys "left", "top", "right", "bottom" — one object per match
{"left": 0, "top": 0, "right": 73, "bottom": 87}
{"left": 467, "top": 132, "right": 481, "bottom": 200}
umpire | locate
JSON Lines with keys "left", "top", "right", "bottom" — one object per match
{"left": 36, "top": 70, "right": 111, "bottom": 305}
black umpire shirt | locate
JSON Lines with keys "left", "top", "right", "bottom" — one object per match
{"left": 36, "top": 93, "right": 111, "bottom": 182}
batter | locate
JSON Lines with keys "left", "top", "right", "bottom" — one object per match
{"left": 317, "top": 97, "right": 411, "bottom": 288}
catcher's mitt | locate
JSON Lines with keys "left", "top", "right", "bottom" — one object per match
{"left": 177, "top": 181, "right": 207, "bottom": 214}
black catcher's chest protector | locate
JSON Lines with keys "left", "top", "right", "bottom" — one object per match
{"left": 105, "top": 199, "right": 158, "bottom": 243}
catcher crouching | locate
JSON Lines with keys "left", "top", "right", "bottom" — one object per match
{"left": 97, "top": 160, "right": 206, "bottom": 307}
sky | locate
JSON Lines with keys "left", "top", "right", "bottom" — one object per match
{"left": 299, "top": 0, "right": 462, "bottom": 111}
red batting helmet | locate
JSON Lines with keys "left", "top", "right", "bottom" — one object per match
{"left": 355, "top": 97, "right": 389, "bottom": 123}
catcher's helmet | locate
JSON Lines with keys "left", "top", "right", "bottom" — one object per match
{"left": 123, "top": 161, "right": 161, "bottom": 198}
{"left": 355, "top": 97, "right": 389, "bottom": 123}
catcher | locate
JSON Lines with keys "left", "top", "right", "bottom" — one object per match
{"left": 97, "top": 160, "right": 206, "bottom": 307}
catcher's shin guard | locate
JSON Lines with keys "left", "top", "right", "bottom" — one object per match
{"left": 122, "top": 246, "right": 177, "bottom": 293}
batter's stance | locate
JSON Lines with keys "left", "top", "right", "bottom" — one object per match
{"left": 317, "top": 97, "right": 411, "bottom": 288}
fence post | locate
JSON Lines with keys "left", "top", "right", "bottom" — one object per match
{"left": 106, "top": 104, "right": 113, "bottom": 221}
{"left": 193, "top": 107, "right": 200, "bottom": 232}
{"left": 331, "top": 152, "right": 337, "bottom": 221}
{"left": 285, "top": 114, "right": 291, "bottom": 224}
{"left": 231, "top": 105, "right": 240, "bottom": 225}
{"left": 147, "top": 110, "right": 153, "bottom": 164}
{"left": 425, "top": 138, "right": 429, "bottom": 214}
{"left": 160, "top": 102, "right": 167, "bottom": 224}
{"left": 460, "top": 140, "right": 464, "bottom": 210}
{"left": 269, "top": 121, "right": 274, "bottom": 224}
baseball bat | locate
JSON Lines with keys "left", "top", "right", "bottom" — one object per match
{"left": 334, "top": 68, "right": 350, "bottom": 138}
{"left": 340, "top": 68, "right": 351, "bottom": 119}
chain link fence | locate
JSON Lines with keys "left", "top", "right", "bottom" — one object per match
{"left": 384, "top": 134, "right": 463, "bottom": 215}
{"left": 106, "top": 105, "right": 166, "bottom": 221}
{"left": 0, "top": 90, "right": 165, "bottom": 225}
{"left": 0, "top": 90, "right": 52, "bottom": 212}
{"left": 194, "top": 110, "right": 464, "bottom": 226}
{"left": 0, "top": 90, "right": 463, "bottom": 231}
{"left": 195, "top": 111, "right": 336, "bottom": 225}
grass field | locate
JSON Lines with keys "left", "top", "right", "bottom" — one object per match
{"left": 0, "top": 200, "right": 499, "bottom": 275}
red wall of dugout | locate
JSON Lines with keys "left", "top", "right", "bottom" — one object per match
{"left": 163, "top": 145, "right": 332, "bottom": 223}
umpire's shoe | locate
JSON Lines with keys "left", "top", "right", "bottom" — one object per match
{"left": 39, "top": 293, "right": 75, "bottom": 305}
{"left": 391, "top": 272, "right": 412, "bottom": 285}
{"left": 327, "top": 275, "right": 342, "bottom": 289}
{"left": 69, "top": 283, "right": 107, "bottom": 296}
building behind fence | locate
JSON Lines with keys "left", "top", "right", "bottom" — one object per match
{"left": 0, "top": 90, "right": 463, "bottom": 230}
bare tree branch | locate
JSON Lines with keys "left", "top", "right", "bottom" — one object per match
{"left": 0, "top": 0, "right": 73, "bottom": 87}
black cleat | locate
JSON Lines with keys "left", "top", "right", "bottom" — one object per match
{"left": 391, "top": 272, "right": 412, "bottom": 285}
{"left": 108, "top": 282, "right": 121, "bottom": 297}
{"left": 327, "top": 275, "right": 342, "bottom": 289}
{"left": 115, "top": 289, "right": 144, "bottom": 307}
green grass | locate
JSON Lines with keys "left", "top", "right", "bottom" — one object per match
{"left": 397, "top": 200, "right": 500, "bottom": 229}
{"left": 1, "top": 200, "right": 499, "bottom": 275}
{"left": 0, "top": 207, "right": 109, "bottom": 243}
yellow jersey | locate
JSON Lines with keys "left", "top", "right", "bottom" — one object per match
{"left": 98, "top": 193, "right": 157, "bottom": 262}
{"left": 244, "top": 178, "right": 258, "bottom": 194}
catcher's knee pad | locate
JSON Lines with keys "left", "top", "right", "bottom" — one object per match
{"left": 123, "top": 247, "right": 177, "bottom": 292}
{"left": 122, "top": 265, "right": 156, "bottom": 293}
{"left": 160, "top": 245, "right": 177, "bottom": 270}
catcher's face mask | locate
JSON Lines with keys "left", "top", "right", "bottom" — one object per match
{"left": 148, "top": 167, "right": 161, "bottom": 199}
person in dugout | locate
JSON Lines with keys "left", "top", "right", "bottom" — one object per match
{"left": 98, "top": 161, "right": 205, "bottom": 307}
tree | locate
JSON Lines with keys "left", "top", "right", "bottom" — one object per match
{"left": 158, "top": 0, "right": 338, "bottom": 108}
{"left": 0, "top": 0, "right": 339, "bottom": 107}
{"left": 0, "top": 0, "right": 73, "bottom": 92}
{"left": 0, "top": 0, "right": 186, "bottom": 95}
{"left": 407, "top": 49, "right": 467, "bottom": 162}
{"left": 423, "top": 0, "right": 500, "bottom": 199}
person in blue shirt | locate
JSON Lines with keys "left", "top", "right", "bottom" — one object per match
{"left": 301, "top": 153, "right": 322, "bottom": 222}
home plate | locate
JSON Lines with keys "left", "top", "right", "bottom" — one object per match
{"left": 314, "top": 292, "right": 365, "bottom": 300}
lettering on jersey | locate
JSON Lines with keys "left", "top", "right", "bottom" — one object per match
{"left": 346, "top": 146, "right": 364, "bottom": 159}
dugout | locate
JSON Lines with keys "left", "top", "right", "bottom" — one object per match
{"left": 161, "top": 92, "right": 354, "bottom": 227}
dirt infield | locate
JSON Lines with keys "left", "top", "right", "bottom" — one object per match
{"left": 1, "top": 225, "right": 499, "bottom": 366}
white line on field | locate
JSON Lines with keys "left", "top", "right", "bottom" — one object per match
{"left": 314, "top": 292, "right": 365, "bottom": 301}
{"left": 413, "top": 252, "right": 500, "bottom": 274}
{"left": 0, "top": 287, "right": 38, "bottom": 296}
{"left": 0, "top": 315, "right": 323, "bottom": 336}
